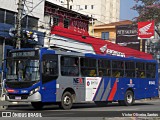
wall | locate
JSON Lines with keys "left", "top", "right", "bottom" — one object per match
{"left": 63, "top": 0, "right": 120, "bottom": 25}
{"left": 93, "top": 28, "right": 116, "bottom": 42}
{"left": 0, "top": 0, "right": 44, "bottom": 21}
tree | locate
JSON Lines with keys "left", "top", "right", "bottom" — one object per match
{"left": 132, "top": 0, "right": 160, "bottom": 36}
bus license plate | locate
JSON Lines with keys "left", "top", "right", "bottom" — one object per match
{"left": 15, "top": 96, "right": 21, "bottom": 100}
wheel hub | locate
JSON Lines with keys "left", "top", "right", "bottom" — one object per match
{"left": 64, "top": 96, "right": 71, "bottom": 105}
{"left": 127, "top": 94, "right": 132, "bottom": 103}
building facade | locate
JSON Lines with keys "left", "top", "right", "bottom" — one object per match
{"left": 0, "top": 0, "right": 45, "bottom": 70}
{"left": 62, "top": 0, "right": 120, "bottom": 25}
{"left": 93, "top": 20, "right": 146, "bottom": 52}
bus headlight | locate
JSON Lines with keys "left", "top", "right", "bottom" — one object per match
{"left": 29, "top": 86, "right": 40, "bottom": 96}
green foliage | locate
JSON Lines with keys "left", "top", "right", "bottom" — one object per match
{"left": 132, "top": 0, "right": 160, "bottom": 24}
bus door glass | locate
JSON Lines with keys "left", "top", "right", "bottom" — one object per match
{"left": 41, "top": 54, "right": 58, "bottom": 102}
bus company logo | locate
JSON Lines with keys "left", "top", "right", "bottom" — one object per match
{"left": 127, "top": 79, "right": 135, "bottom": 87}
{"left": 73, "top": 78, "right": 85, "bottom": 85}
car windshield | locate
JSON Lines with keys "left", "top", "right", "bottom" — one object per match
{"left": 6, "top": 59, "right": 40, "bottom": 82}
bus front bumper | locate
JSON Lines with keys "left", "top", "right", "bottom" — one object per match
{"left": 5, "top": 92, "right": 41, "bottom": 102}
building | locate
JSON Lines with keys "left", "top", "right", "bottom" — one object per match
{"left": 62, "top": 0, "right": 120, "bottom": 25}
{"left": 93, "top": 20, "right": 132, "bottom": 42}
{"left": 93, "top": 20, "right": 146, "bottom": 51}
{"left": 0, "top": 0, "right": 45, "bottom": 70}
{"left": 43, "top": 1, "right": 92, "bottom": 48}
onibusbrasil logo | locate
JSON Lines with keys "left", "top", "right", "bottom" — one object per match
{"left": 1, "top": 112, "right": 42, "bottom": 118}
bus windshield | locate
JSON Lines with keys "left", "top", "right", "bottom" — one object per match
{"left": 6, "top": 59, "right": 40, "bottom": 82}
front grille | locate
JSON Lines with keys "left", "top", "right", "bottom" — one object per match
{"left": 8, "top": 94, "right": 29, "bottom": 99}
{"left": 6, "top": 81, "right": 38, "bottom": 89}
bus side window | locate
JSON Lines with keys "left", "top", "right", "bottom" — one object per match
{"left": 80, "top": 58, "right": 97, "bottom": 77}
{"left": 98, "top": 59, "right": 111, "bottom": 77}
{"left": 112, "top": 61, "right": 124, "bottom": 78}
{"left": 125, "top": 61, "right": 135, "bottom": 78}
{"left": 61, "top": 56, "right": 79, "bottom": 76}
{"left": 136, "top": 62, "right": 145, "bottom": 78}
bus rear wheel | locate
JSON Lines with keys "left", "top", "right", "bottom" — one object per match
{"left": 31, "top": 102, "right": 43, "bottom": 110}
{"left": 61, "top": 92, "right": 73, "bottom": 110}
{"left": 119, "top": 90, "right": 134, "bottom": 106}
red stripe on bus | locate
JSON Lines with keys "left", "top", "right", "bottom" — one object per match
{"left": 108, "top": 81, "right": 117, "bottom": 101}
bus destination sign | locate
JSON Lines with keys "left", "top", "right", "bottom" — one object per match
{"left": 11, "top": 51, "right": 36, "bottom": 57}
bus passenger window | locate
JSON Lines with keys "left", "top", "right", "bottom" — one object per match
{"left": 112, "top": 61, "right": 124, "bottom": 77}
{"left": 125, "top": 61, "right": 135, "bottom": 78}
{"left": 98, "top": 59, "right": 111, "bottom": 77}
{"left": 61, "top": 56, "right": 79, "bottom": 76}
{"left": 136, "top": 62, "right": 145, "bottom": 78}
{"left": 146, "top": 63, "right": 156, "bottom": 78}
{"left": 80, "top": 58, "right": 97, "bottom": 77}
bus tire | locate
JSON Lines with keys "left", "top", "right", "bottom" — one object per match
{"left": 95, "top": 101, "right": 108, "bottom": 107}
{"left": 124, "top": 90, "right": 134, "bottom": 106}
{"left": 61, "top": 92, "right": 73, "bottom": 110}
{"left": 31, "top": 102, "right": 43, "bottom": 110}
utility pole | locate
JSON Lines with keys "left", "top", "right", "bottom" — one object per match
{"left": 16, "top": 0, "right": 24, "bottom": 49}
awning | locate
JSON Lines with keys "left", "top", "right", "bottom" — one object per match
{"left": 51, "top": 26, "right": 153, "bottom": 60}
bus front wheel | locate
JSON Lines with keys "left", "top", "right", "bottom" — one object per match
{"left": 60, "top": 92, "right": 73, "bottom": 110}
{"left": 31, "top": 102, "right": 43, "bottom": 110}
{"left": 119, "top": 90, "right": 134, "bottom": 106}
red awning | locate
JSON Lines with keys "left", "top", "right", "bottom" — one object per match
{"left": 51, "top": 26, "right": 153, "bottom": 60}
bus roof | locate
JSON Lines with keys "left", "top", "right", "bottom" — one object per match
{"left": 9, "top": 48, "right": 157, "bottom": 63}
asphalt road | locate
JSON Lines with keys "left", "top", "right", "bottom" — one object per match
{"left": 0, "top": 99, "right": 160, "bottom": 120}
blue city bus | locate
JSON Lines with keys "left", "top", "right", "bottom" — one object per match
{"left": 4, "top": 48, "right": 159, "bottom": 109}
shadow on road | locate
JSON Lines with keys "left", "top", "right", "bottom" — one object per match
{"left": 4, "top": 102, "right": 154, "bottom": 111}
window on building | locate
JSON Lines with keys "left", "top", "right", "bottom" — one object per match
{"left": 53, "top": 16, "right": 59, "bottom": 26}
{"left": 21, "top": 16, "right": 27, "bottom": 29}
{"left": 91, "top": 5, "right": 94, "bottom": 9}
{"left": 70, "top": 5, "right": 73, "bottom": 10}
{"left": 6, "top": 11, "right": 15, "bottom": 25}
{"left": 85, "top": 5, "right": 87, "bottom": 9}
{"left": 64, "top": 19, "right": 70, "bottom": 28}
{"left": 101, "top": 32, "right": 109, "bottom": 40}
{"left": 28, "top": 16, "right": 38, "bottom": 30}
{"left": 61, "top": 56, "right": 79, "bottom": 76}
{"left": 0, "top": 9, "right": 5, "bottom": 23}
{"left": 76, "top": 5, "right": 80, "bottom": 10}
{"left": 80, "top": 58, "right": 97, "bottom": 77}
